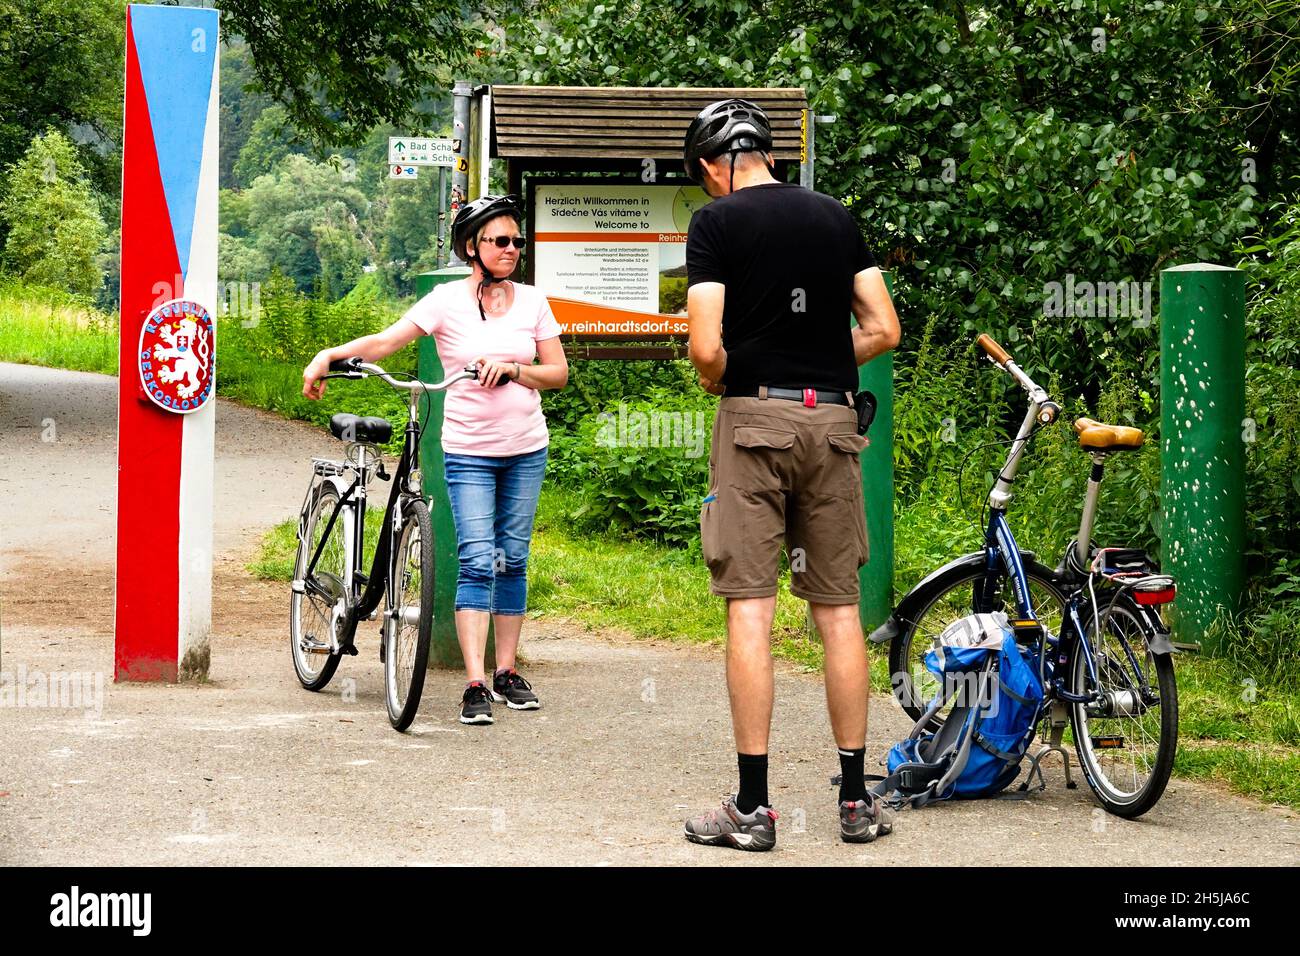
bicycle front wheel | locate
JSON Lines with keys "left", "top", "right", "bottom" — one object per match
{"left": 383, "top": 497, "right": 433, "bottom": 731}
{"left": 1070, "top": 593, "right": 1178, "bottom": 818}
{"left": 888, "top": 559, "right": 1068, "bottom": 726}
{"left": 290, "top": 483, "right": 346, "bottom": 691}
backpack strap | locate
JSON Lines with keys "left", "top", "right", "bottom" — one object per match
{"left": 997, "top": 677, "right": 1036, "bottom": 706}
{"left": 873, "top": 660, "right": 1000, "bottom": 809}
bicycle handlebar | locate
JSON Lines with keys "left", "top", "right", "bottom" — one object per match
{"left": 976, "top": 333, "right": 1012, "bottom": 367}
{"left": 975, "top": 334, "right": 1052, "bottom": 409}
{"left": 325, "top": 356, "right": 481, "bottom": 392}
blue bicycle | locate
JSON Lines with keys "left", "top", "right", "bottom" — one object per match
{"left": 870, "top": 334, "right": 1179, "bottom": 817}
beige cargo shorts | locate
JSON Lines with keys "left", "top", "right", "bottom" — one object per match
{"left": 700, "top": 394, "right": 870, "bottom": 604}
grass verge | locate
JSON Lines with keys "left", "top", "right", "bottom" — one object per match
{"left": 0, "top": 287, "right": 118, "bottom": 374}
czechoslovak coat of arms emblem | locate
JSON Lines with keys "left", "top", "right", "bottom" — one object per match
{"left": 138, "top": 299, "right": 214, "bottom": 413}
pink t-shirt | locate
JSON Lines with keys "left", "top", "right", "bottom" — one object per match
{"left": 401, "top": 279, "right": 563, "bottom": 456}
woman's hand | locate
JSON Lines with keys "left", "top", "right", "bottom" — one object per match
{"left": 473, "top": 356, "right": 517, "bottom": 388}
{"left": 303, "top": 351, "right": 332, "bottom": 400}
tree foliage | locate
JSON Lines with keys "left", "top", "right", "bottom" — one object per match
{"left": 0, "top": 129, "right": 108, "bottom": 297}
{"left": 214, "top": 0, "right": 511, "bottom": 148}
{"left": 495, "top": 0, "right": 1297, "bottom": 405}
{"left": 0, "top": 0, "right": 125, "bottom": 228}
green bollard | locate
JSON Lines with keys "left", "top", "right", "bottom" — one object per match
{"left": 414, "top": 266, "right": 479, "bottom": 668}
{"left": 857, "top": 272, "right": 895, "bottom": 630}
{"left": 1159, "top": 263, "right": 1246, "bottom": 654}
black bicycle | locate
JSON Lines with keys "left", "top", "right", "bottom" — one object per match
{"left": 289, "top": 357, "right": 479, "bottom": 731}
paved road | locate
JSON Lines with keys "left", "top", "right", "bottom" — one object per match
{"left": 1, "top": 362, "right": 1296, "bottom": 865}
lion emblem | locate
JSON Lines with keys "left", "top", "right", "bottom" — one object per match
{"left": 152, "top": 317, "right": 211, "bottom": 399}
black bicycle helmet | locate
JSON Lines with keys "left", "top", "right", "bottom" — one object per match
{"left": 682, "top": 98, "right": 774, "bottom": 188}
{"left": 452, "top": 193, "right": 522, "bottom": 262}
{"left": 450, "top": 193, "right": 522, "bottom": 320}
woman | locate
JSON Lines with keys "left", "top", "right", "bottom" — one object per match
{"left": 302, "top": 194, "right": 568, "bottom": 725}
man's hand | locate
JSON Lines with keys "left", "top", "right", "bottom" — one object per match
{"left": 698, "top": 374, "right": 725, "bottom": 395}
{"left": 302, "top": 351, "right": 332, "bottom": 400}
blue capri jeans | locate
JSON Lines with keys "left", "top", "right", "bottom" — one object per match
{"left": 442, "top": 446, "right": 548, "bottom": 616}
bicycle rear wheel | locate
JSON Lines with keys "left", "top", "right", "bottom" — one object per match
{"left": 290, "top": 483, "right": 346, "bottom": 691}
{"left": 1070, "top": 593, "right": 1178, "bottom": 818}
{"left": 383, "top": 498, "right": 433, "bottom": 731}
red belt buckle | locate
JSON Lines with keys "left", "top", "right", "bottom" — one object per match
{"left": 802, "top": 388, "right": 816, "bottom": 408}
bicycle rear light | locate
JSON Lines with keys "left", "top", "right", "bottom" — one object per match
{"left": 1134, "top": 585, "right": 1176, "bottom": 606}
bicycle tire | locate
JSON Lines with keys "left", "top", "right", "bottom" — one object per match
{"left": 1070, "top": 592, "right": 1178, "bottom": 818}
{"left": 290, "top": 483, "right": 346, "bottom": 691}
{"left": 888, "top": 559, "right": 1069, "bottom": 727}
{"left": 383, "top": 497, "right": 433, "bottom": 731}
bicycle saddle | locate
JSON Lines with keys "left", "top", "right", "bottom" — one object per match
{"left": 1073, "top": 417, "right": 1144, "bottom": 452}
{"left": 330, "top": 414, "right": 393, "bottom": 444}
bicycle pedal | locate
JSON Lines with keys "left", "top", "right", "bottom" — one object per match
{"left": 1009, "top": 618, "right": 1044, "bottom": 643}
{"left": 1090, "top": 735, "right": 1126, "bottom": 749}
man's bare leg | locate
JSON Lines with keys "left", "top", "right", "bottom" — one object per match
{"left": 727, "top": 595, "right": 778, "bottom": 754}
{"left": 810, "top": 601, "right": 869, "bottom": 749}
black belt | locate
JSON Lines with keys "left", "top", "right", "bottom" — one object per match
{"left": 728, "top": 386, "right": 852, "bottom": 407}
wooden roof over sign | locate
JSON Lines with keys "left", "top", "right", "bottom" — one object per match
{"left": 489, "top": 86, "right": 809, "bottom": 161}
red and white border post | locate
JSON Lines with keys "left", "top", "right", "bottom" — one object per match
{"left": 115, "top": 4, "right": 220, "bottom": 681}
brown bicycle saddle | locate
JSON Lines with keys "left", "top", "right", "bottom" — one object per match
{"left": 1073, "top": 417, "right": 1144, "bottom": 452}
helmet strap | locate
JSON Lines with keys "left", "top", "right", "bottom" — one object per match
{"left": 472, "top": 254, "right": 511, "bottom": 321}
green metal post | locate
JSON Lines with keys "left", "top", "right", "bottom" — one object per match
{"left": 857, "top": 272, "right": 895, "bottom": 629}
{"left": 1159, "top": 263, "right": 1246, "bottom": 654}
{"left": 415, "top": 266, "right": 482, "bottom": 668}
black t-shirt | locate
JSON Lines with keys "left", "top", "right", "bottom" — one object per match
{"left": 686, "top": 181, "right": 876, "bottom": 392}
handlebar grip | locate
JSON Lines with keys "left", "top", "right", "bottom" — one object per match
{"left": 328, "top": 357, "right": 362, "bottom": 373}
{"left": 976, "top": 334, "right": 1012, "bottom": 367}
{"left": 466, "top": 364, "right": 512, "bottom": 386}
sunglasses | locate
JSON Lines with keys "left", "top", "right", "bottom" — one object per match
{"left": 479, "top": 235, "right": 526, "bottom": 249}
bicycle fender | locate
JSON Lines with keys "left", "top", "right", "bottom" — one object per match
{"left": 868, "top": 548, "right": 1046, "bottom": 644}
{"left": 1084, "top": 594, "right": 1177, "bottom": 656}
{"left": 1130, "top": 600, "right": 1177, "bottom": 655}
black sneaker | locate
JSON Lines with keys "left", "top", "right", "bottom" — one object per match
{"left": 459, "top": 681, "right": 493, "bottom": 725}
{"left": 490, "top": 668, "right": 540, "bottom": 710}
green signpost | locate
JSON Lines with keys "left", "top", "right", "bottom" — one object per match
{"left": 857, "top": 272, "right": 896, "bottom": 630}
{"left": 414, "top": 266, "right": 482, "bottom": 668}
{"left": 1159, "top": 263, "right": 1247, "bottom": 653}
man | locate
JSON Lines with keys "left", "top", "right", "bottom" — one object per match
{"left": 680, "top": 98, "right": 902, "bottom": 851}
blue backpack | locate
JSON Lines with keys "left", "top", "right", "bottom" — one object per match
{"left": 870, "top": 612, "right": 1045, "bottom": 808}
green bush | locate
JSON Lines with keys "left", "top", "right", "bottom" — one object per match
{"left": 1239, "top": 198, "right": 1300, "bottom": 588}
{"left": 551, "top": 385, "right": 716, "bottom": 547}
{"left": 218, "top": 271, "right": 414, "bottom": 453}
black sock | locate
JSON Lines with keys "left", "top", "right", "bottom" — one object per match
{"left": 735, "top": 753, "right": 769, "bottom": 813}
{"left": 838, "top": 747, "right": 867, "bottom": 803}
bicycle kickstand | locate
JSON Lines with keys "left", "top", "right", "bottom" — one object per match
{"left": 1020, "top": 702, "right": 1077, "bottom": 793}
